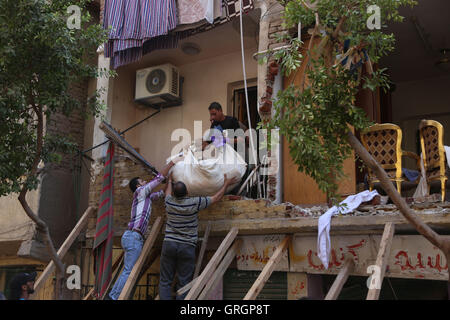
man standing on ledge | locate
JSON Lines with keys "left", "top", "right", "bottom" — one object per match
{"left": 108, "top": 155, "right": 183, "bottom": 300}
{"left": 159, "top": 173, "right": 238, "bottom": 300}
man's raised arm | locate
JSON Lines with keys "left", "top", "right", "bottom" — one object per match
{"left": 210, "top": 174, "right": 239, "bottom": 204}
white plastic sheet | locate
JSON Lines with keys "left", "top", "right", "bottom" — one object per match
{"left": 168, "top": 142, "right": 247, "bottom": 196}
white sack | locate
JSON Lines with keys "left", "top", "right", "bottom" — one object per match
{"left": 167, "top": 142, "right": 247, "bottom": 196}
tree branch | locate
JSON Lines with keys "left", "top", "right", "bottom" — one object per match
{"left": 346, "top": 130, "right": 447, "bottom": 250}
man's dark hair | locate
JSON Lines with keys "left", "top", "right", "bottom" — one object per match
{"left": 173, "top": 181, "right": 187, "bottom": 198}
{"left": 129, "top": 177, "right": 140, "bottom": 193}
{"left": 208, "top": 102, "right": 222, "bottom": 111}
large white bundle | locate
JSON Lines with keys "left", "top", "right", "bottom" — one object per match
{"left": 168, "top": 143, "right": 247, "bottom": 196}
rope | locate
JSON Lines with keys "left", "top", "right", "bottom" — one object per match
{"left": 239, "top": 0, "right": 261, "bottom": 197}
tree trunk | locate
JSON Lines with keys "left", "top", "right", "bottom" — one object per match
{"left": 18, "top": 104, "right": 66, "bottom": 299}
{"left": 347, "top": 130, "right": 450, "bottom": 283}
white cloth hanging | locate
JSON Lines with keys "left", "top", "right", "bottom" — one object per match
{"left": 413, "top": 146, "right": 450, "bottom": 199}
{"left": 317, "top": 190, "right": 380, "bottom": 269}
{"left": 177, "top": 0, "right": 222, "bottom": 25}
{"left": 413, "top": 154, "right": 429, "bottom": 198}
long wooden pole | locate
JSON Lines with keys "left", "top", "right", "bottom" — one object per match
{"left": 366, "top": 222, "right": 395, "bottom": 300}
{"left": 118, "top": 217, "right": 163, "bottom": 300}
{"left": 194, "top": 221, "right": 212, "bottom": 279}
{"left": 185, "top": 227, "right": 239, "bottom": 300}
{"left": 31, "top": 206, "right": 96, "bottom": 299}
{"left": 325, "top": 257, "right": 354, "bottom": 300}
{"left": 198, "top": 239, "right": 242, "bottom": 300}
{"left": 243, "top": 236, "right": 290, "bottom": 300}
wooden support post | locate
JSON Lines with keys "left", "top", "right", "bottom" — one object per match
{"left": 177, "top": 277, "right": 195, "bottom": 298}
{"left": 118, "top": 217, "right": 163, "bottom": 300}
{"left": 31, "top": 207, "right": 96, "bottom": 298}
{"left": 243, "top": 236, "right": 291, "bottom": 300}
{"left": 366, "top": 222, "right": 395, "bottom": 300}
{"left": 198, "top": 239, "right": 242, "bottom": 300}
{"left": 100, "top": 252, "right": 125, "bottom": 300}
{"left": 82, "top": 287, "right": 95, "bottom": 301}
{"left": 185, "top": 227, "right": 239, "bottom": 300}
{"left": 325, "top": 257, "right": 354, "bottom": 300}
{"left": 83, "top": 251, "right": 125, "bottom": 300}
{"left": 194, "top": 221, "right": 212, "bottom": 279}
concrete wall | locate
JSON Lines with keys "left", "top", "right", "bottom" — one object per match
{"left": 110, "top": 47, "right": 258, "bottom": 169}
{"left": 0, "top": 190, "right": 40, "bottom": 256}
{"left": 391, "top": 75, "right": 450, "bottom": 168}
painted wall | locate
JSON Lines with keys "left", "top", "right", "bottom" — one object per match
{"left": 0, "top": 190, "right": 40, "bottom": 247}
{"left": 110, "top": 47, "right": 258, "bottom": 169}
{"left": 391, "top": 75, "right": 450, "bottom": 168}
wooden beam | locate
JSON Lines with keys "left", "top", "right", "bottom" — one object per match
{"left": 118, "top": 217, "right": 163, "bottom": 300}
{"left": 100, "top": 251, "right": 125, "bottom": 300}
{"left": 198, "top": 239, "right": 242, "bottom": 300}
{"left": 177, "top": 277, "right": 195, "bottom": 297}
{"left": 324, "top": 257, "right": 354, "bottom": 300}
{"left": 82, "top": 287, "right": 95, "bottom": 300}
{"left": 129, "top": 249, "right": 160, "bottom": 299}
{"left": 31, "top": 206, "right": 96, "bottom": 298}
{"left": 194, "top": 221, "right": 212, "bottom": 279}
{"left": 366, "top": 222, "right": 395, "bottom": 300}
{"left": 83, "top": 251, "right": 125, "bottom": 300}
{"left": 185, "top": 227, "right": 239, "bottom": 300}
{"left": 243, "top": 236, "right": 291, "bottom": 300}
{"left": 99, "top": 121, "right": 158, "bottom": 175}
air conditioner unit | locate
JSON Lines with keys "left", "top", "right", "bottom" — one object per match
{"left": 135, "top": 63, "right": 181, "bottom": 109}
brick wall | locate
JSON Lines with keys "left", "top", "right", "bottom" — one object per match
{"left": 259, "top": 10, "right": 288, "bottom": 202}
{"left": 87, "top": 147, "right": 164, "bottom": 233}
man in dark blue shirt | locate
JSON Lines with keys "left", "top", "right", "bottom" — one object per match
{"left": 202, "top": 102, "right": 247, "bottom": 151}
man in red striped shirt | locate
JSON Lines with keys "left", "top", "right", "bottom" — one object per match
{"left": 108, "top": 154, "right": 183, "bottom": 300}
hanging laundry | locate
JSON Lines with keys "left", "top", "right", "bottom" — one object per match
{"left": 413, "top": 146, "right": 450, "bottom": 198}
{"left": 103, "top": 0, "right": 178, "bottom": 69}
{"left": 179, "top": 0, "right": 254, "bottom": 35}
{"left": 317, "top": 190, "right": 380, "bottom": 269}
{"left": 177, "top": 0, "right": 222, "bottom": 25}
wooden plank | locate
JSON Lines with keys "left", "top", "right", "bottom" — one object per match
{"left": 118, "top": 217, "right": 163, "bottom": 300}
{"left": 325, "top": 257, "right": 354, "bottom": 300}
{"left": 198, "top": 239, "right": 242, "bottom": 300}
{"left": 82, "top": 287, "right": 95, "bottom": 300}
{"left": 100, "top": 252, "right": 125, "bottom": 300}
{"left": 31, "top": 206, "right": 96, "bottom": 298}
{"left": 366, "top": 222, "right": 395, "bottom": 300}
{"left": 185, "top": 227, "right": 239, "bottom": 300}
{"left": 99, "top": 121, "right": 158, "bottom": 175}
{"left": 194, "top": 221, "right": 212, "bottom": 279}
{"left": 243, "top": 236, "right": 291, "bottom": 300}
{"left": 84, "top": 251, "right": 125, "bottom": 300}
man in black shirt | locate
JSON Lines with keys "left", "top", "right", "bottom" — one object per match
{"left": 202, "top": 102, "right": 247, "bottom": 151}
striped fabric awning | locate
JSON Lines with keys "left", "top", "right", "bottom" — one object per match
{"left": 103, "top": 0, "right": 254, "bottom": 69}
{"left": 103, "top": 0, "right": 178, "bottom": 69}
{"left": 92, "top": 142, "right": 115, "bottom": 299}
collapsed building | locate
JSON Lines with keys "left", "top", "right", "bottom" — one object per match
{"left": 0, "top": 0, "right": 449, "bottom": 300}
